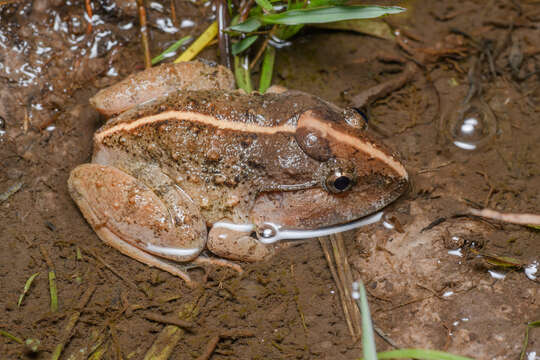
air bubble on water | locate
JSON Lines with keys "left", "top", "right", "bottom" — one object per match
{"left": 443, "top": 291, "right": 454, "bottom": 297}
{"left": 446, "top": 100, "right": 496, "bottom": 151}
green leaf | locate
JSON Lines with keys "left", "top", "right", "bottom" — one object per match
{"left": 259, "top": 46, "right": 275, "bottom": 93}
{"left": 262, "top": 5, "right": 406, "bottom": 26}
{"left": 308, "top": 0, "right": 348, "bottom": 6}
{"left": 255, "top": 0, "right": 273, "bottom": 12}
{"left": 151, "top": 36, "right": 192, "bottom": 65}
{"left": 228, "top": 18, "right": 262, "bottom": 32}
{"left": 366, "top": 349, "right": 475, "bottom": 360}
{"left": 232, "top": 36, "right": 259, "bottom": 55}
{"left": 312, "top": 19, "right": 394, "bottom": 40}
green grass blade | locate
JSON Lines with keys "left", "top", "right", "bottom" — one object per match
{"left": 353, "top": 281, "right": 377, "bottom": 360}
{"left": 370, "top": 349, "right": 475, "bottom": 360}
{"left": 18, "top": 272, "right": 40, "bottom": 307}
{"left": 232, "top": 35, "right": 259, "bottom": 55}
{"left": 520, "top": 320, "right": 540, "bottom": 360}
{"left": 151, "top": 36, "right": 192, "bottom": 65}
{"left": 0, "top": 329, "right": 24, "bottom": 344}
{"left": 262, "top": 5, "right": 405, "bottom": 26}
{"left": 234, "top": 55, "right": 252, "bottom": 93}
{"left": 255, "top": 0, "right": 273, "bottom": 12}
{"left": 229, "top": 18, "right": 263, "bottom": 32}
{"left": 258, "top": 46, "right": 275, "bottom": 93}
{"left": 49, "top": 270, "right": 58, "bottom": 312}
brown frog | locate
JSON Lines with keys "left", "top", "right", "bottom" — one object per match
{"left": 68, "top": 60, "right": 408, "bottom": 287}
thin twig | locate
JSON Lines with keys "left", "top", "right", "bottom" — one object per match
{"left": 216, "top": 0, "right": 232, "bottom": 70}
{"left": 331, "top": 233, "right": 362, "bottom": 338}
{"left": 319, "top": 238, "right": 355, "bottom": 336}
{"left": 136, "top": 0, "right": 152, "bottom": 69}
{"left": 250, "top": 25, "right": 277, "bottom": 70}
{"left": 469, "top": 208, "right": 540, "bottom": 226}
{"left": 143, "top": 313, "right": 194, "bottom": 329}
{"left": 85, "top": 0, "right": 93, "bottom": 34}
{"left": 195, "top": 336, "right": 220, "bottom": 360}
{"left": 50, "top": 284, "right": 96, "bottom": 360}
{"left": 82, "top": 247, "right": 139, "bottom": 291}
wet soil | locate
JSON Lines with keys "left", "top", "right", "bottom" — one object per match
{"left": 1, "top": 0, "right": 539, "bottom": 359}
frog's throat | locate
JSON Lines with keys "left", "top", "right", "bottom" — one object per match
{"left": 213, "top": 211, "right": 383, "bottom": 245}
{"left": 97, "top": 110, "right": 406, "bottom": 179}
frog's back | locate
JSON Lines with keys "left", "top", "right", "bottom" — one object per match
{"left": 98, "top": 89, "right": 341, "bottom": 132}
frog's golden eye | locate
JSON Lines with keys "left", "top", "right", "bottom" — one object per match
{"left": 325, "top": 171, "right": 355, "bottom": 194}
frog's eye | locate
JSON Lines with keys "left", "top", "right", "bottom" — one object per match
{"left": 325, "top": 171, "right": 355, "bottom": 194}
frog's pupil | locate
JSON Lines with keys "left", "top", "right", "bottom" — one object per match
{"left": 334, "top": 176, "right": 350, "bottom": 191}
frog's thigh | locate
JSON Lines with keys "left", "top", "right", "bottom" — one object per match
{"left": 207, "top": 223, "right": 275, "bottom": 262}
{"left": 68, "top": 164, "right": 206, "bottom": 266}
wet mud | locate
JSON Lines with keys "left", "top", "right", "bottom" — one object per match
{"left": 1, "top": 0, "right": 539, "bottom": 359}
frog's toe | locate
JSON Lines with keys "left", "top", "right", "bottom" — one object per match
{"left": 68, "top": 164, "right": 203, "bottom": 263}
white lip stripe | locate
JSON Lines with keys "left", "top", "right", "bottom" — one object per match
{"left": 97, "top": 110, "right": 407, "bottom": 179}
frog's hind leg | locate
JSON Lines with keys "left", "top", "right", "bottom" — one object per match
{"left": 68, "top": 163, "right": 206, "bottom": 287}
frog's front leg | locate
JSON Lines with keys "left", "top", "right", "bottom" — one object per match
{"left": 68, "top": 163, "right": 207, "bottom": 287}
{"left": 207, "top": 221, "right": 276, "bottom": 262}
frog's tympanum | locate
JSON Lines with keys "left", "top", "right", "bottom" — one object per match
{"left": 68, "top": 60, "right": 408, "bottom": 286}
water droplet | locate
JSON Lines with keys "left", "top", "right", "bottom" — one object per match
{"left": 488, "top": 270, "right": 506, "bottom": 280}
{"left": 446, "top": 100, "right": 496, "bottom": 151}
{"left": 448, "top": 248, "right": 463, "bottom": 257}
{"left": 525, "top": 261, "right": 538, "bottom": 280}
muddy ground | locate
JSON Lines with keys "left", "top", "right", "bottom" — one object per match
{"left": 1, "top": 0, "right": 539, "bottom": 359}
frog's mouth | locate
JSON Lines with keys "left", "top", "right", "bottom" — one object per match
{"left": 213, "top": 211, "right": 383, "bottom": 245}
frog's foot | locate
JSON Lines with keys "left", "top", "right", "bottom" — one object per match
{"left": 93, "top": 225, "right": 196, "bottom": 286}
{"left": 68, "top": 164, "right": 206, "bottom": 286}
{"left": 207, "top": 220, "right": 276, "bottom": 262}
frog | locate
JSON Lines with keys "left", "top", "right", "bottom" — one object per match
{"left": 68, "top": 60, "right": 408, "bottom": 287}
